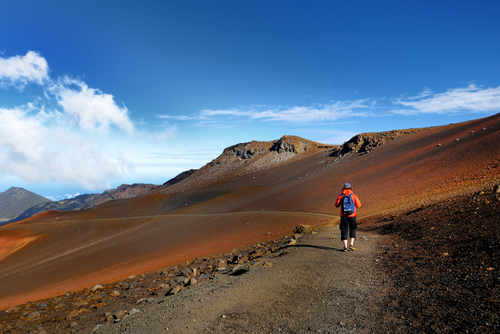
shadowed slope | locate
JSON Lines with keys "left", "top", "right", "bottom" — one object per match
{"left": 0, "top": 116, "right": 499, "bottom": 308}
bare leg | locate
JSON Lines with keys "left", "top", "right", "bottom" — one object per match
{"left": 350, "top": 238, "right": 355, "bottom": 247}
{"left": 343, "top": 239, "right": 348, "bottom": 249}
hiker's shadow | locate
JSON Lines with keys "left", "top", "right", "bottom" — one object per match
{"left": 279, "top": 244, "right": 345, "bottom": 252}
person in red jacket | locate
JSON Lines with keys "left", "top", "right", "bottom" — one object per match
{"left": 335, "top": 183, "right": 362, "bottom": 252}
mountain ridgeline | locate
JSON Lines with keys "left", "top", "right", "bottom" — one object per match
{"left": 0, "top": 127, "right": 474, "bottom": 225}
{"left": 0, "top": 187, "right": 51, "bottom": 221}
{"left": 2, "top": 183, "right": 157, "bottom": 225}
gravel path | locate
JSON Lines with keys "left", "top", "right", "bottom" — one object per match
{"left": 95, "top": 226, "right": 391, "bottom": 334}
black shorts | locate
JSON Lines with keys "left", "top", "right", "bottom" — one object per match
{"left": 339, "top": 216, "right": 357, "bottom": 240}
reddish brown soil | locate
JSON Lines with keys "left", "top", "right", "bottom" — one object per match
{"left": 0, "top": 113, "right": 498, "bottom": 324}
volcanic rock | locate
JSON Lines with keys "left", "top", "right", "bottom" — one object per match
{"left": 294, "top": 224, "right": 315, "bottom": 234}
{"left": 228, "top": 265, "right": 248, "bottom": 276}
{"left": 26, "top": 311, "right": 41, "bottom": 321}
{"left": 91, "top": 284, "right": 104, "bottom": 292}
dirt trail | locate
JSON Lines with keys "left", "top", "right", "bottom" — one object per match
{"left": 96, "top": 226, "right": 393, "bottom": 334}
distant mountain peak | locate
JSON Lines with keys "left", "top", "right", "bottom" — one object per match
{"left": 0, "top": 187, "right": 51, "bottom": 221}
{"left": 3, "top": 183, "right": 157, "bottom": 225}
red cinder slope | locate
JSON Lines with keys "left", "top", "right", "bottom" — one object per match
{"left": 0, "top": 116, "right": 499, "bottom": 308}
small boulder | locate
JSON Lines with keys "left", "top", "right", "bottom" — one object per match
{"left": 250, "top": 260, "right": 264, "bottom": 269}
{"left": 263, "top": 262, "right": 274, "bottom": 268}
{"left": 228, "top": 265, "right": 248, "bottom": 276}
{"left": 92, "top": 324, "right": 103, "bottom": 333}
{"left": 91, "top": 284, "right": 104, "bottom": 292}
{"left": 293, "top": 224, "right": 315, "bottom": 234}
{"left": 115, "top": 310, "right": 128, "bottom": 319}
{"left": 168, "top": 285, "right": 182, "bottom": 295}
{"left": 106, "top": 314, "right": 117, "bottom": 322}
{"left": 228, "top": 255, "right": 239, "bottom": 264}
{"left": 91, "top": 302, "right": 106, "bottom": 309}
{"left": 249, "top": 250, "right": 264, "bottom": 259}
{"left": 26, "top": 311, "right": 41, "bottom": 321}
{"left": 66, "top": 309, "right": 79, "bottom": 321}
{"left": 129, "top": 308, "right": 141, "bottom": 316}
{"left": 88, "top": 293, "right": 103, "bottom": 302}
{"left": 74, "top": 300, "right": 88, "bottom": 307}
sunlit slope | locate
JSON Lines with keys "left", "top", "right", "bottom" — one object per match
{"left": 0, "top": 114, "right": 498, "bottom": 308}
{"left": 156, "top": 113, "right": 499, "bottom": 218}
{"left": 0, "top": 211, "right": 328, "bottom": 308}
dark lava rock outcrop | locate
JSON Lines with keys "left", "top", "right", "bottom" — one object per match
{"left": 210, "top": 135, "right": 335, "bottom": 166}
{"left": 330, "top": 129, "right": 423, "bottom": 157}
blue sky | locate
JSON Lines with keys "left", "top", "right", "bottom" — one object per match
{"left": 1, "top": 0, "right": 499, "bottom": 200}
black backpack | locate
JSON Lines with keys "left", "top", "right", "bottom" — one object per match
{"left": 341, "top": 193, "right": 355, "bottom": 216}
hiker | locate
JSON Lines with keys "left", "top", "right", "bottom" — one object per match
{"left": 335, "top": 183, "right": 362, "bottom": 252}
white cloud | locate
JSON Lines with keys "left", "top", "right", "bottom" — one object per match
{"left": 156, "top": 114, "right": 195, "bottom": 121}
{"left": 0, "top": 51, "right": 134, "bottom": 135}
{"left": 0, "top": 51, "right": 138, "bottom": 192}
{"left": 394, "top": 84, "right": 500, "bottom": 115}
{"left": 150, "top": 121, "right": 178, "bottom": 141}
{"left": 0, "top": 51, "right": 49, "bottom": 88}
{"left": 50, "top": 77, "right": 134, "bottom": 134}
{"left": 0, "top": 106, "right": 132, "bottom": 190}
{"left": 158, "top": 99, "right": 377, "bottom": 125}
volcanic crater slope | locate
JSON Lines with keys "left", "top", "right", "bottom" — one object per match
{"left": 159, "top": 135, "right": 337, "bottom": 193}
{"left": 0, "top": 114, "right": 499, "bottom": 332}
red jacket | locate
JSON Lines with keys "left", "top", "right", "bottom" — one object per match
{"left": 335, "top": 189, "right": 362, "bottom": 217}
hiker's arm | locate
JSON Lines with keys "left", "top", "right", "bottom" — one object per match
{"left": 335, "top": 195, "right": 342, "bottom": 207}
{"left": 354, "top": 195, "right": 362, "bottom": 208}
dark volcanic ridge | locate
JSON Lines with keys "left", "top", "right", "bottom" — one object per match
{"left": 4, "top": 183, "right": 157, "bottom": 225}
